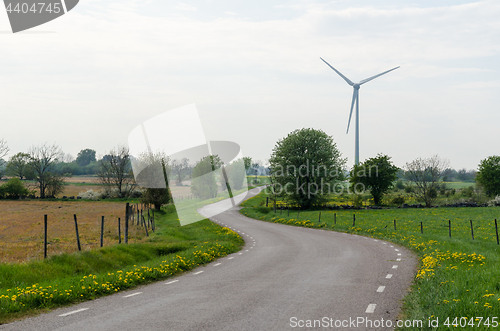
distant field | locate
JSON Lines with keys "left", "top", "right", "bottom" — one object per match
{"left": 0, "top": 201, "right": 148, "bottom": 263}
{"left": 444, "top": 181, "right": 476, "bottom": 189}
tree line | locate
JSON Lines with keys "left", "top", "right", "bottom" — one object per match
{"left": 267, "top": 128, "right": 500, "bottom": 209}
{"left": 0, "top": 139, "right": 250, "bottom": 211}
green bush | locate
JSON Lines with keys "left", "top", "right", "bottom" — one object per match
{"left": 404, "top": 185, "right": 414, "bottom": 193}
{"left": 391, "top": 196, "right": 405, "bottom": 205}
{"left": 0, "top": 178, "right": 30, "bottom": 199}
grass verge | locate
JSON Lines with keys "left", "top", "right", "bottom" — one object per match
{"left": 240, "top": 191, "right": 500, "bottom": 330}
{"left": 0, "top": 204, "right": 243, "bottom": 324}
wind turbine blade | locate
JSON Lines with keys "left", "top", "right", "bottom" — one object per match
{"left": 320, "top": 57, "right": 354, "bottom": 86}
{"left": 346, "top": 89, "right": 357, "bottom": 134}
{"left": 359, "top": 66, "right": 400, "bottom": 85}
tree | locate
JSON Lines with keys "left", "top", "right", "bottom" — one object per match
{"left": 243, "top": 157, "right": 252, "bottom": 174}
{"left": 0, "top": 159, "right": 6, "bottom": 180}
{"left": 251, "top": 160, "right": 262, "bottom": 182}
{"left": 76, "top": 149, "right": 96, "bottom": 166}
{"left": 403, "top": 155, "right": 449, "bottom": 207}
{"left": 0, "top": 139, "right": 8, "bottom": 180}
{"left": 171, "top": 158, "right": 190, "bottom": 186}
{"left": 6, "top": 152, "right": 31, "bottom": 180}
{"left": 0, "top": 139, "right": 8, "bottom": 159}
{"left": 225, "top": 159, "right": 246, "bottom": 190}
{"left": 191, "top": 155, "right": 222, "bottom": 199}
{"left": 27, "top": 143, "right": 65, "bottom": 198}
{"left": 350, "top": 154, "right": 399, "bottom": 205}
{"left": 135, "top": 151, "right": 172, "bottom": 210}
{"left": 97, "top": 145, "right": 136, "bottom": 198}
{"left": 476, "top": 156, "right": 500, "bottom": 197}
{"left": 269, "top": 128, "right": 346, "bottom": 209}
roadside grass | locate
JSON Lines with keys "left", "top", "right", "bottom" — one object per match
{"left": 240, "top": 191, "right": 500, "bottom": 330}
{"left": 0, "top": 204, "right": 244, "bottom": 324}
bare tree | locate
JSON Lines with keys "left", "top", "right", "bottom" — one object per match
{"left": 28, "top": 143, "right": 64, "bottom": 198}
{"left": 97, "top": 145, "right": 136, "bottom": 198}
{"left": 171, "top": 158, "right": 190, "bottom": 186}
{"left": 133, "top": 151, "right": 172, "bottom": 210}
{"left": 0, "top": 139, "right": 8, "bottom": 159}
{"left": 0, "top": 139, "right": 8, "bottom": 179}
{"left": 404, "top": 155, "right": 450, "bottom": 207}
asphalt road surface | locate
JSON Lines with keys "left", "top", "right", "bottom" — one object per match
{"left": 2, "top": 187, "right": 416, "bottom": 331}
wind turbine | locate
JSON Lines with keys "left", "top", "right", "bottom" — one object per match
{"left": 320, "top": 57, "right": 399, "bottom": 166}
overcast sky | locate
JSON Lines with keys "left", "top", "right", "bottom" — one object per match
{"left": 1, "top": 0, "right": 499, "bottom": 170}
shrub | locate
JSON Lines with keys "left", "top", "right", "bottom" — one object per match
{"left": 0, "top": 178, "right": 30, "bottom": 199}
{"left": 78, "top": 189, "right": 106, "bottom": 201}
{"left": 404, "top": 185, "right": 414, "bottom": 193}
{"left": 461, "top": 186, "right": 474, "bottom": 198}
{"left": 488, "top": 196, "right": 500, "bottom": 207}
{"left": 395, "top": 180, "right": 404, "bottom": 190}
{"left": 391, "top": 196, "right": 405, "bottom": 205}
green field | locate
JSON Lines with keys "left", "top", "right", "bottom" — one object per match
{"left": 240, "top": 191, "right": 500, "bottom": 330}
{"left": 0, "top": 204, "right": 243, "bottom": 324}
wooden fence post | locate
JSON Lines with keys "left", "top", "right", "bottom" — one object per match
{"left": 470, "top": 220, "right": 474, "bottom": 240}
{"left": 125, "top": 203, "right": 129, "bottom": 244}
{"left": 420, "top": 222, "right": 423, "bottom": 234}
{"left": 266, "top": 197, "right": 269, "bottom": 207}
{"left": 394, "top": 219, "right": 396, "bottom": 231}
{"left": 152, "top": 210, "right": 155, "bottom": 232}
{"left": 100, "top": 216, "right": 105, "bottom": 247}
{"left": 118, "top": 218, "right": 121, "bottom": 244}
{"left": 142, "top": 216, "right": 149, "bottom": 237}
{"left": 44, "top": 215, "right": 48, "bottom": 259}
{"left": 334, "top": 213, "right": 336, "bottom": 225}
{"left": 448, "top": 220, "right": 451, "bottom": 238}
{"left": 318, "top": 212, "right": 321, "bottom": 223}
{"left": 74, "top": 214, "right": 81, "bottom": 251}
{"left": 495, "top": 219, "right": 499, "bottom": 245}
{"left": 352, "top": 214, "right": 355, "bottom": 227}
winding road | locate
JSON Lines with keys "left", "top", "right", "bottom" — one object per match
{"left": 1, "top": 187, "right": 416, "bottom": 330}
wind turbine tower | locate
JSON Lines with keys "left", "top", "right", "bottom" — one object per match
{"left": 320, "top": 58, "right": 399, "bottom": 166}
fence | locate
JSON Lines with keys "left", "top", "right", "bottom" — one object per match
{"left": 41, "top": 203, "right": 156, "bottom": 259}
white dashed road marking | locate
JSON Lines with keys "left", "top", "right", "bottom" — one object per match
{"left": 123, "top": 292, "right": 142, "bottom": 298}
{"left": 365, "top": 304, "right": 376, "bottom": 313}
{"left": 214, "top": 263, "right": 222, "bottom": 267}
{"left": 228, "top": 257, "right": 234, "bottom": 260}
{"left": 386, "top": 274, "right": 393, "bottom": 279}
{"left": 392, "top": 265, "right": 398, "bottom": 269}
{"left": 165, "top": 280, "right": 178, "bottom": 285}
{"left": 377, "top": 286, "right": 385, "bottom": 293}
{"left": 194, "top": 271, "right": 204, "bottom": 275}
{"left": 59, "top": 308, "right": 88, "bottom": 317}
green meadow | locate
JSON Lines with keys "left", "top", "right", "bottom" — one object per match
{"left": 0, "top": 204, "right": 243, "bottom": 324}
{"left": 240, "top": 191, "right": 500, "bottom": 330}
